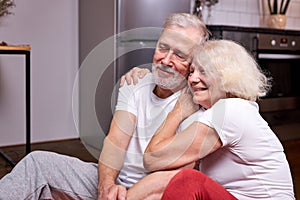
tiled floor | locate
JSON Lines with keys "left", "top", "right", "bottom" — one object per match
{"left": 0, "top": 138, "right": 299, "bottom": 199}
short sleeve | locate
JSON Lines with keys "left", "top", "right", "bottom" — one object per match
{"left": 115, "top": 81, "right": 138, "bottom": 116}
{"left": 196, "top": 99, "right": 245, "bottom": 147}
{"left": 115, "top": 74, "right": 153, "bottom": 116}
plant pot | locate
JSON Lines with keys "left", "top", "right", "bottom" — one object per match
{"left": 267, "top": 14, "right": 286, "bottom": 29}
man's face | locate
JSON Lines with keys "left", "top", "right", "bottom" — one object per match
{"left": 152, "top": 25, "right": 202, "bottom": 91}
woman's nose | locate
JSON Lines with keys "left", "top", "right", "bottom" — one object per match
{"left": 189, "top": 71, "right": 201, "bottom": 83}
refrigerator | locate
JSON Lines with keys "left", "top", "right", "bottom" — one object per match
{"left": 79, "top": 0, "right": 194, "bottom": 158}
{"left": 115, "top": 0, "right": 193, "bottom": 82}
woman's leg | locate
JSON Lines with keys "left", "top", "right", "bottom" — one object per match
{"left": 0, "top": 151, "right": 98, "bottom": 200}
{"left": 127, "top": 170, "right": 180, "bottom": 200}
{"left": 161, "top": 168, "right": 237, "bottom": 200}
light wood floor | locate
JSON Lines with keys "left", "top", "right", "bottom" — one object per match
{"left": 0, "top": 138, "right": 299, "bottom": 199}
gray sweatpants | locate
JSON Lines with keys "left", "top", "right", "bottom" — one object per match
{"left": 0, "top": 151, "right": 98, "bottom": 200}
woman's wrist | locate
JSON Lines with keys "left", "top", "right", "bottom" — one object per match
{"left": 168, "top": 108, "right": 184, "bottom": 124}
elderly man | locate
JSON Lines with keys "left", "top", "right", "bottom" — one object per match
{"left": 0, "top": 13, "right": 208, "bottom": 200}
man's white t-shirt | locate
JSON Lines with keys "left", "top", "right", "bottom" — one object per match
{"left": 115, "top": 74, "right": 180, "bottom": 188}
{"left": 195, "top": 98, "right": 295, "bottom": 199}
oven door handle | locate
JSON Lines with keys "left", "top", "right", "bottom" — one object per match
{"left": 258, "top": 53, "right": 300, "bottom": 59}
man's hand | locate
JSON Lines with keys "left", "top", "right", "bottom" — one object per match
{"left": 98, "top": 182, "right": 127, "bottom": 200}
{"left": 120, "top": 67, "right": 150, "bottom": 86}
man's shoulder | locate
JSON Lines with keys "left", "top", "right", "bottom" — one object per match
{"left": 121, "top": 73, "right": 154, "bottom": 91}
{"left": 115, "top": 73, "right": 154, "bottom": 112}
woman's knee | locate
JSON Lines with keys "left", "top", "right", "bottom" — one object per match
{"left": 165, "top": 169, "right": 207, "bottom": 194}
{"left": 173, "top": 168, "right": 206, "bottom": 183}
{"left": 162, "top": 169, "right": 204, "bottom": 200}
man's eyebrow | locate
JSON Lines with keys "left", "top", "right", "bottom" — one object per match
{"left": 158, "top": 41, "right": 191, "bottom": 57}
{"left": 173, "top": 49, "right": 188, "bottom": 56}
{"left": 158, "top": 41, "right": 168, "bottom": 46}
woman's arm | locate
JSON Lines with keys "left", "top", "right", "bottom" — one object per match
{"left": 143, "top": 90, "right": 222, "bottom": 172}
{"left": 144, "top": 121, "right": 222, "bottom": 172}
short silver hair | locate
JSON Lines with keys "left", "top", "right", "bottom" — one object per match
{"left": 163, "top": 13, "right": 209, "bottom": 44}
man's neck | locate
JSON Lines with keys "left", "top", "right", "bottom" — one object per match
{"left": 153, "top": 86, "right": 175, "bottom": 99}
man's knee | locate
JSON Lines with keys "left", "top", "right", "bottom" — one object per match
{"left": 27, "top": 150, "right": 49, "bottom": 159}
{"left": 25, "top": 150, "right": 57, "bottom": 165}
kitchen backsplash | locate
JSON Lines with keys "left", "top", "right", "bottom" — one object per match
{"left": 200, "top": 0, "right": 300, "bottom": 30}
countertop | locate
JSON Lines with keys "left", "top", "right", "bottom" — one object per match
{"left": 207, "top": 25, "right": 300, "bottom": 36}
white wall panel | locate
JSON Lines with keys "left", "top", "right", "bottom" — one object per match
{"left": 0, "top": 0, "right": 79, "bottom": 146}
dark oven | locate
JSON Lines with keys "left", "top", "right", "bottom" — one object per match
{"left": 208, "top": 26, "right": 300, "bottom": 128}
{"left": 256, "top": 34, "right": 300, "bottom": 126}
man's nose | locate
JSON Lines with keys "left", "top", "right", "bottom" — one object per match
{"left": 161, "top": 51, "right": 173, "bottom": 66}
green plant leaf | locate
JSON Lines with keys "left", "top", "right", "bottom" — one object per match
{"left": 0, "top": 0, "right": 15, "bottom": 18}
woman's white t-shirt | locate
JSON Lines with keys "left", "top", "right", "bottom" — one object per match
{"left": 194, "top": 98, "right": 295, "bottom": 199}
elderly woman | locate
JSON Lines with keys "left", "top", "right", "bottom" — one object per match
{"left": 143, "top": 40, "right": 295, "bottom": 199}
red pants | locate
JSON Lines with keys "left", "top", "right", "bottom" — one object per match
{"left": 162, "top": 169, "right": 237, "bottom": 200}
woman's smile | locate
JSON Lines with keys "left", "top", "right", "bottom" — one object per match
{"left": 190, "top": 84, "right": 208, "bottom": 95}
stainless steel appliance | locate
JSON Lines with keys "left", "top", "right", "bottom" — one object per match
{"left": 94, "top": 0, "right": 193, "bottom": 134}
{"left": 79, "top": 1, "right": 195, "bottom": 157}
{"left": 115, "top": 0, "right": 192, "bottom": 81}
{"left": 209, "top": 26, "right": 300, "bottom": 139}
{"left": 256, "top": 33, "right": 300, "bottom": 126}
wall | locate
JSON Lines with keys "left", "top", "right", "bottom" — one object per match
{"left": 0, "top": 0, "right": 79, "bottom": 146}
{"left": 201, "top": 0, "right": 300, "bottom": 30}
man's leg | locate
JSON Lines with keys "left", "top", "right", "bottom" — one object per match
{"left": 0, "top": 151, "right": 98, "bottom": 200}
{"left": 161, "top": 168, "right": 237, "bottom": 200}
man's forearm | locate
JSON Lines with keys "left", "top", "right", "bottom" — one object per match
{"left": 97, "top": 137, "right": 127, "bottom": 199}
{"left": 98, "top": 137, "right": 127, "bottom": 185}
{"left": 98, "top": 161, "right": 119, "bottom": 187}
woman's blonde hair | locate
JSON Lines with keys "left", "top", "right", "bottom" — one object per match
{"left": 192, "top": 40, "right": 272, "bottom": 101}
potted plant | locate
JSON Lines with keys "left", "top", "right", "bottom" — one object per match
{"left": 0, "top": 0, "right": 15, "bottom": 18}
{"left": 267, "top": 0, "right": 291, "bottom": 29}
{"left": 268, "top": 0, "right": 290, "bottom": 14}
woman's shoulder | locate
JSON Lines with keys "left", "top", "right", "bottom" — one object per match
{"left": 213, "top": 98, "right": 258, "bottom": 111}
{"left": 199, "top": 98, "right": 259, "bottom": 126}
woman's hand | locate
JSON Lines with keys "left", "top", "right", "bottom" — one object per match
{"left": 174, "top": 87, "right": 199, "bottom": 120}
{"left": 120, "top": 67, "right": 150, "bottom": 86}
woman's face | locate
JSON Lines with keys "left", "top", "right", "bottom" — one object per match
{"left": 188, "top": 64, "right": 225, "bottom": 109}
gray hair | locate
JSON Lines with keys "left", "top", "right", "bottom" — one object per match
{"left": 163, "top": 13, "right": 209, "bottom": 44}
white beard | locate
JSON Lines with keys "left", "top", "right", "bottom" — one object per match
{"left": 152, "top": 64, "right": 187, "bottom": 91}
